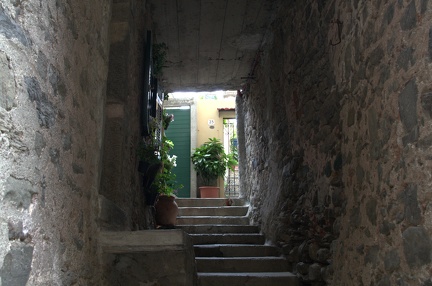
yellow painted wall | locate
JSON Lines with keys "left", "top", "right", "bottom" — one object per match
{"left": 196, "top": 98, "right": 235, "bottom": 145}
{"left": 195, "top": 98, "right": 235, "bottom": 196}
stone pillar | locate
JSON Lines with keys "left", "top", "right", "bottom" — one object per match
{"left": 99, "top": 0, "right": 152, "bottom": 230}
{"left": 235, "top": 92, "right": 247, "bottom": 199}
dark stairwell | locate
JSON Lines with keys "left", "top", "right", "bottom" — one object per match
{"left": 2, "top": 0, "right": 432, "bottom": 285}
{"left": 177, "top": 198, "right": 299, "bottom": 286}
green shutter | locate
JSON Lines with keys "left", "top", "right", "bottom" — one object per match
{"left": 165, "top": 108, "right": 191, "bottom": 197}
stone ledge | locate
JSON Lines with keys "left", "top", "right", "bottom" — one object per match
{"left": 99, "top": 229, "right": 191, "bottom": 253}
{"left": 100, "top": 230, "right": 197, "bottom": 285}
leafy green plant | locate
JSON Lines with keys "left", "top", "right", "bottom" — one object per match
{"left": 138, "top": 112, "right": 182, "bottom": 198}
{"left": 138, "top": 133, "right": 162, "bottom": 203}
{"left": 137, "top": 118, "right": 163, "bottom": 165}
{"left": 137, "top": 140, "right": 159, "bottom": 165}
{"left": 230, "top": 140, "right": 238, "bottom": 162}
{"left": 191, "top": 138, "right": 237, "bottom": 186}
{"left": 163, "top": 112, "right": 174, "bottom": 130}
{"left": 153, "top": 135, "right": 183, "bottom": 196}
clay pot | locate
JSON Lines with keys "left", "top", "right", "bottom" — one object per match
{"left": 199, "top": 186, "right": 220, "bottom": 198}
{"left": 155, "top": 195, "right": 178, "bottom": 226}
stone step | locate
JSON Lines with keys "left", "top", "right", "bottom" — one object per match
{"left": 178, "top": 206, "right": 248, "bottom": 216}
{"left": 194, "top": 244, "right": 280, "bottom": 257}
{"left": 178, "top": 224, "right": 259, "bottom": 234}
{"left": 99, "top": 229, "right": 191, "bottom": 253}
{"left": 177, "top": 216, "right": 250, "bottom": 225}
{"left": 198, "top": 272, "right": 299, "bottom": 286}
{"left": 177, "top": 193, "right": 297, "bottom": 286}
{"left": 190, "top": 234, "right": 265, "bottom": 245}
{"left": 196, "top": 257, "right": 291, "bottom": 272}
{"left": 176, "top": 198, "right": 245, "bottom": 207}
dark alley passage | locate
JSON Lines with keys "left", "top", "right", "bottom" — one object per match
{"left": 1, "top": 0, "right": 432, "bottom": 285}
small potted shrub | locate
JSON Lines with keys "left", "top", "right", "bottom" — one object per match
{"left": 153, "top": 136, "right": 183, "bottom": 227}
{"left": 138, "top": 113, "right": 181, "bottom": 226}
{"left": 191, "top": 138, "right": 237, "bottom": 198}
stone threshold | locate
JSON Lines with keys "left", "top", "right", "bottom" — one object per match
{"left": 99, "top": 229, "right": 192, "bottom": 253}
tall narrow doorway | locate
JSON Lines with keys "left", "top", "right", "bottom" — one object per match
{"left": 164, "top": 107, "right": 191, "bottom": 197}
{"left": 223, "top": 118, "right": 239, "bottom": 197}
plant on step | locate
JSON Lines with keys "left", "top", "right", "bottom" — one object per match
{"left": 191, "top": 138, "right": 237, "bottom": 186}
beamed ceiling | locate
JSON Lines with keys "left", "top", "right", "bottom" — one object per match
{"left": 149, "top": 0, "right": 277, "bottom": 92}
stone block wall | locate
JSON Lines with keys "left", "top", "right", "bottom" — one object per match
{"left": 0, "top": 0, "right": 110, "bottom": 284}
{"left": 238, "top": 0, "right": 432, "bottom": 285}
{"left": 99, "top": 0, "right": 152, "bottom": 231}
{"left": 101, "top": 230, "right": 197, "bottom": 286}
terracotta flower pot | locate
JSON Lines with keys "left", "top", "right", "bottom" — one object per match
{"left": 155, "top": 195, "right": 178, "bottom": 227}
{"left": 199, "top": 186, "right": 220, "bottom": 198}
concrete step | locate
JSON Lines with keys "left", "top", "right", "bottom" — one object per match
{"left": 198, "top": 272, "right": 299, "bottom": 286}
{"left": 178, "top": 224, "right": 259, "bottom": 234}
{"left": 176, "top": 198, "right": 245, "bottom": 207}
{"left": 196, "top": 257, "right": 291, "bottom": 272}
{"left": 178, "top": 206, "right": 248, "bottom": 216}
{"left": 177, "top": 216, "right": 250, "bottom": 225}
{"left": 194, "top": 244, "right": 280, "bottom": 257}
{"left": 190, "top": 234, "right": 265, "bottom": 245}
{"left": 99, "top": 229, "right": 191, "bottom": 253}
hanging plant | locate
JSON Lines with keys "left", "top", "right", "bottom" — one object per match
{"left": 152, "top": 42, "right": 168, "bottom": 77}
{"left": 163, "top": 112, "right": 174, "bottom": 130}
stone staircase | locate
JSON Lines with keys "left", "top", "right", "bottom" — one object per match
{"left": 176, "top": 198, "right": 299, "bottom": 286}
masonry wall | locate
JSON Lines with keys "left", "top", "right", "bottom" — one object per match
{"left": 99, "top": 0, "right": 152, "bottom": 231}
{"left": 238, "top": 0, "right": 432, "bottom": 285}
{"left": 0, "top": 1, "right": 110, "bottom": 284}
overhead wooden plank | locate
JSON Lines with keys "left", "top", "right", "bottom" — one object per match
{"left": 149, "top": 0, "right": 276, "bottom": 91}
{"left": 197, "top": 0, "right": 228, "bottom": 86}
{"left": 176, "top": 0, "right": 201, "bottom": 87}
{"left": 215, "top": 0, "right": 247, "bottom": 83}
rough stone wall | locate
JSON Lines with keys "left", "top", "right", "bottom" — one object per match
{"left": 99, "top": 0, "right": 152, "bottom": 231}
{"left": 0, "top": 0, "right": 110, "bottom": 284}
{"left": 238, "top": 0, "right": 432, "bottom": 285}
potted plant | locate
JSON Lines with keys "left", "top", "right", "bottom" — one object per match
{"left": 153, "top": 135, "right": 183, "bottom": 227}
{"left": 191, "top": 138, "right": 237, "bottom": 198}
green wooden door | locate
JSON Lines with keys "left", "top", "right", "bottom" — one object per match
{"left": 165, "top": 107, "right": 191, "bottom": 197}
